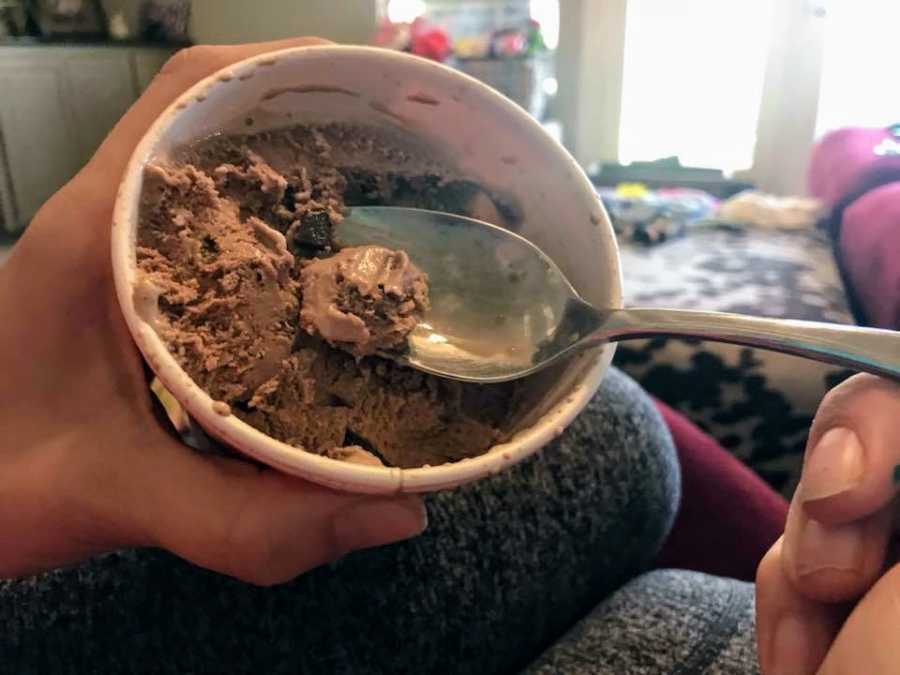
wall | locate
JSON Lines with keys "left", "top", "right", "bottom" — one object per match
{"left": 189, "top": 0, "right": 377, "bottom": 45}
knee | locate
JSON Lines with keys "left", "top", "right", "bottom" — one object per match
{"left": 558, "top": 367, "right": 681, "bottom": 564}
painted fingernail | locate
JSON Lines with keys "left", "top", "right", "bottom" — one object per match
{"left": 802, "top": 427, "right": 864, "bottom": 502}
{"left": 795, "top": 517, "right": 865, "bottom": 576}
{"left": 770, "top": 614, "right": 814, "bottom": 675}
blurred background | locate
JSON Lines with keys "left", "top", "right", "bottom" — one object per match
{"left": 0, "top": 0, "right": 895, "bottom": 233}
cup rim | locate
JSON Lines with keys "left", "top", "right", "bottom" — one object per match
{"left": 111, "top": 44, "right": 622, "bottom": 493}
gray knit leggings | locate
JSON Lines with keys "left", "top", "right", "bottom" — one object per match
{"left": 0, "top": 369, "right": 759, "bottom": 674}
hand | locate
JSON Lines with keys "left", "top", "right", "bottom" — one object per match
{"left": 756, "top": 373, "right": 900, "bottom": 673}
{"left": 0, "top": 38, "right": 427, "bottom": 586}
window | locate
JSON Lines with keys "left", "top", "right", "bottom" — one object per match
{"left": 617, "top": 0, "right": 776, "bottom": 173}
{"left": 815, "top": 0, "right": 900, "bottom": 135}
{"left": 386, "top": 0, "right": 427, "bottom": 23}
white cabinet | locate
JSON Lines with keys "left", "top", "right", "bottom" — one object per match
{"left": 134, "top": 48, "right": 172, "bottom": 92}
{"left": 65, "top": 51, "right": 137, "bottom": 160}
{"left": 0, "top": 45, "right": 175, "bottom": 233}
{"left": 0, "top": 51, "right": 85, "bottom": 228}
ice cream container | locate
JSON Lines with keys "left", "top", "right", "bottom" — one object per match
{"left": 112, "top": 45, "right": 622, "bottom": 493}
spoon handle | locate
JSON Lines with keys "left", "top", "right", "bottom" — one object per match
{"left": 591, "top": 307, "right": 900, "bottom": 379}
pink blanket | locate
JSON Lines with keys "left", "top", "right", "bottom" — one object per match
{"left": 652, "top": 401, "right": 788, "bottom": 581}
{"left": 808, "top": 127, "right": 900, "bottom": 329}
{"left": 808, "top": 127, "right": 900, "bottom": 208}
{"left": 841, "top": 182, "right": 900, "bottom": 329}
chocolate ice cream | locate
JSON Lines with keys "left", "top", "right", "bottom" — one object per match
{"left": 299, "top": 246, "right": 429, "bottom": 357}
{"left": 137, "top": 123, "right": 516, "bottom": 468}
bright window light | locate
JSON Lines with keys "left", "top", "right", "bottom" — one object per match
{"left": 387, "top": 0, "right": 426, "bottom": 24}
{"left": 618, "top": 0, "right": 775, "bottom": 173}
{"left": 816, "top": 0, "right": 900, "bottom": 135}
{"left": 542, "top": 76, "right": 558, "bottom": 96}
{"left": 529, "top": 0, "right": 559, "bottom": 50}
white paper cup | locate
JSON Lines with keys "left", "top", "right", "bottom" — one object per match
{"left": 112, "top": 45, "right": 622, "bottom": 494}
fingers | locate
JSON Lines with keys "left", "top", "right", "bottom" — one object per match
{"left": 757, "top": 375, "right": 900, "bottom": 673}
{"left": 801, "top": 374, "right": 900, "bottom": 524}
{"left": 816, "top": 562, "right": 900, "bottom": 674}
{"left": 74, "top": 37, "right": 330, "bottom": 207}
{"left": 104, "top": 436, "right": 426, "bottom": 586}
{"left": 774, "top": 375, "right": 900, "bottom": 603}
{"left": 781, "top": 490, "right": 894, "bottom": 602}
{"left": 756, "top": 538, "right": 845, "bottom": 675}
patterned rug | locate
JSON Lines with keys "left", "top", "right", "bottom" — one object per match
{"left": 616, "top": 225, "right": 854, "bottom": 495}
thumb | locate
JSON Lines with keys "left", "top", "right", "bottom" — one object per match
{"left": 817, "top": 561, "right": 900, "bottom": 674}
{"left": 117, "top": 438, "right": 427, "bottom": 586}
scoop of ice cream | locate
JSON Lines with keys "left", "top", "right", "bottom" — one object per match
{"left": 299, "top": 245, "right": 429, "bottom": 356}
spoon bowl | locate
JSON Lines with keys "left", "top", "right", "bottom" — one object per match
{"left": 337, "top": 207, "right": 900, "bottom": 383}
{"left": 336, "top": 206, "right": 575, "bottom": 382}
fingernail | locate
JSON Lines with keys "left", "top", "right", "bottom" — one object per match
{"left": 795, "top": 517, "right": 865, "bottom": 576}
{"left": 802, "top": 427, "right": 864, "bottom": 502}
{"left": 332, "top": 499, "right": 428, "bottom": 555}
{"left": 770, "top": 614, "right": 813, "bottom": 675}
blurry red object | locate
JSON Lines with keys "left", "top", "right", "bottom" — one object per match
{"left": 409, "top": 17, "right": 452, "bottom": 62}
{"left": 494, "top": 31, "right": 526, "bottom": 58}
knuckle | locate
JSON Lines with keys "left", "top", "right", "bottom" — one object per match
{"left": 297, "top": 36, "right": 330, "bottom": 46}
{"left": 817, "top": 375, "right": 862, "bottom": 419}
{"left": 755, "top": 537, "right": 783, "bottom": 589}
{"left": 223, "top": 524, "right": 282, "bottom": 587}
{"left": 813, "top": 373, "right": 884, "bottom": 432}
{"left": 222, "top": 518, "right": 282, "bottom": 586}
{"left": 159, "top": 45, "right": 217, "bottom": 77}
{"left": 876, "top": 562, "right": 900, "bottom": 610}
{"left": 823, "top": 373, "right": 892, "bottom": 408}
{"left": 811, "top": 373, "right": 894, "bottom": 437}
{"left": 214, "top": 491, "right": 285, "bottom": 586}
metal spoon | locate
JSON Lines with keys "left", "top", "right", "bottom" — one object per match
{"left": 335, "top": 206, "right": 900, "bottom": 384}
